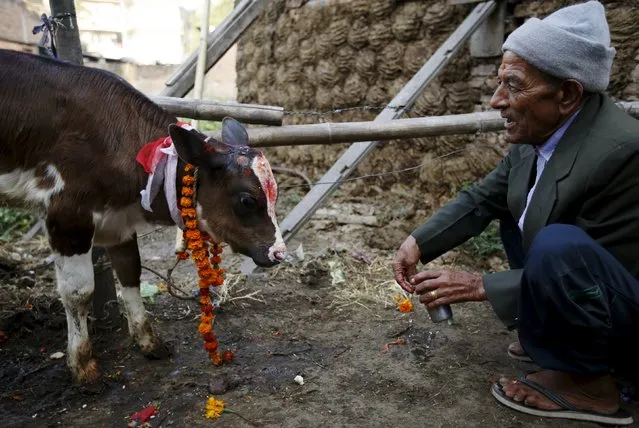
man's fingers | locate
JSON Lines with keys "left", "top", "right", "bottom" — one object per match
{"left": 392, "top": 261, "right": 415, "bottom": 294}
{"left": 418, "top": 287, "right": 457, "bottom": 306}
{"left": 410, "top": 270, "right": 443, "bottom": 285}
{"left": 414, "top": 277, "right": 443, "bottom": 294}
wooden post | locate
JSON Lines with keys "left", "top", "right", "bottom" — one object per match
{"left": 48, "top": 0, "right": 83, "bottom": 64}
{"left": 470, "top": 0, "right": 506, "bottom": 58}
{"left": 191, "top": 0, "right": 211, "bottom": 129}
{"left": 49, "top": 0, "right": 121, "bottom": 325}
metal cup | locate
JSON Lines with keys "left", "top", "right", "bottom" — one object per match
{"left": 428, "top": 304, "right": 453, "bottom": 323}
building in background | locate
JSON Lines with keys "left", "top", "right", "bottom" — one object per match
{"left": 5, "top": 0, "right": 238, "bottom": 100}
{"left": 0, "top": 0, "right": 41, "bottom": 53}
{"left": 24, "top": 0, "right": 193, "bottom": 64}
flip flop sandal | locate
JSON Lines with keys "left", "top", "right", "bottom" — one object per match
{"left": 491, "top": 374, "right": 634, "bottom": 426}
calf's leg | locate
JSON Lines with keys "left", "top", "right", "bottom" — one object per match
{"left": 55, "top": 251, "right": 99, "bottom": 383}
{"left": 107, "top": 236, "right": 171, "bottom": 358}
{"left": 47, "top": 206, "right": 99, "bottom": 383}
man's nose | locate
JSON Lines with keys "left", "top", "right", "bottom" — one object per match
{"left": 489, "top": 85, "right": 508, "bottom": 110}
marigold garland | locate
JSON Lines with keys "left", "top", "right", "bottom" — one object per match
{"left": 176, "top": 163, "right": 233, "bottom": 365}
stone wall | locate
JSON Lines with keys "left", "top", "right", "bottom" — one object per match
{"left": 235, "top": 0, "right": 639, "bottom": 200}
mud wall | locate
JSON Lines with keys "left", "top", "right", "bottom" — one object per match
{"left": 236, "top": 0, "right": 639, "bottom": 200}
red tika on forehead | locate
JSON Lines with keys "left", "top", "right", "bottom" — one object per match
{"left": 252, "top": 154, "right": 277, "bottom": 205}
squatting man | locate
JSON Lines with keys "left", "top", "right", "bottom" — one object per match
{"left": 392, "top": 1, "right": 639, "bottom": 425}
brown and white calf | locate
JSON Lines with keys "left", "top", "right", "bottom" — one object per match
{"left": 0, "top": 49, "right": 287, "bottom": 382}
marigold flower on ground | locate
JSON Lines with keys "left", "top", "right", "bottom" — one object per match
{"left": 204, "top": 397, "right": 225, "bottom": 419}
{"left": 212, "top": 352, "right": 223, "bottom": 365}
{"left": 201, "top": 313, "right": 213, "bottom": 323}
{"left": 394, "top": 295, "right": 414, "bottom": 313}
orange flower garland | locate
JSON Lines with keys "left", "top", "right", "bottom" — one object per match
{"left": 176, "top": 164, "right": 233, "bottom": 366}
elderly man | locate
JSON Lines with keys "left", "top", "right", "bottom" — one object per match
{"left": 392, "top": 1, "right": 638, "bottom": 425}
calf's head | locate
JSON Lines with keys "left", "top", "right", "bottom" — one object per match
{"left": 169, "top": 118, "right": 287, "bottom": 267}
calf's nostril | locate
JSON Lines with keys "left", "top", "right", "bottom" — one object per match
{"left": 274, "top": 250, "right": 287, "bottom": 261}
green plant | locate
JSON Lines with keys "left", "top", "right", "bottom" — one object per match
{"left": 459, "top": 220, "right": 504, "bottom": 258}
{"left": 0, "top": 207, "right": 36, "bottom": 241}
{"left": 198, "top": 121, "right": 223, "bottom": 132}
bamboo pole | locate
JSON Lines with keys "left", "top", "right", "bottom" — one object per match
{"left": 151, "top": 96, "right": 283, "bottom": 126}
{"left": 206, "top": 101, "right": 639, "bottom": 148}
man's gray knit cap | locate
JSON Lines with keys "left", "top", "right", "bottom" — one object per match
{"left": 502, "top": 0, "right": 616, "bottom": 93}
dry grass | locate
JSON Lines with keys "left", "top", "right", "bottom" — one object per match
{"left": 265, "top": 250, "right": 408, "bottom": 310}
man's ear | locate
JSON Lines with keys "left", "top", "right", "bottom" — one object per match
{"left": 169, "top": 124, "right": 206, "bottom": 166}
{"left": 221, "top": 117, "right": 249, "bottom": 147}
{"left": 558, "top": 79, "right": 584, "bottom": 115}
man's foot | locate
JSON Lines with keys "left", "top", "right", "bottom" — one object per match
{"left": 491, "top": 369, "right": 634, "bottom": 425}
{"left": 507, "top": 341, "right": 533, "bottom": 363}
{"left": 500, "top": 370, "right": 619, "bottom": 413}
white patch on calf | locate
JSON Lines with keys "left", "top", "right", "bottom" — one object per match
{"left": 55, "top": 251, "right": 98, "bottom": 381}
{"left": 120, "top": 287, "right": 156, "bottom": 352}
{"left": 196, "top": 204, "right": 223, "bottom": 243}
{"left": 250, "top": 155, "right": 287, "bottom": 261}
{"left": 0, "top": 165, "right": 64, "bottom": 207}
{"left": 92, "top": 203, "right": 148, "bottom": 246}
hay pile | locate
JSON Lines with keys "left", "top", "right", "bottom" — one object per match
{"left": 237, "top": 0, "right": 638, "bottom": 198}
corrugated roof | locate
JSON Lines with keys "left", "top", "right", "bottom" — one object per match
{"left": 0, "top": 0, "right": 42, "bottom": 45}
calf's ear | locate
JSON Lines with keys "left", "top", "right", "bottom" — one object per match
{"left": 169, "top": 124, "right": 206, "bottom": 166}
{"left": 221, "top": 117, "right": 249, "bottom": 147}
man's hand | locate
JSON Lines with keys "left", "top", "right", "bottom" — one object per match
{"left": 392, "top": 235, "right": 421, "bottom": 293}
{"left": 412, "top": 270, "right": 487, "bottom": 309}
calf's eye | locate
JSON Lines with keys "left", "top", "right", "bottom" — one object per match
{"left": 240, "top": 194, "right": 258, "bottom": 211}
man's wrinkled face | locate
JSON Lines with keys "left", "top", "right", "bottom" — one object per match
{"left": 490, "top": 51, "right": 563, "bottom": 145}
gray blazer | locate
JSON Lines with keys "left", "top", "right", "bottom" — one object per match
{"left": 411, "top": 93, "right": 639, "bottom": 328}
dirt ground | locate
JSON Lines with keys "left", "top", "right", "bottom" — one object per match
{"left": 0, "top": 186, "right": 637, "bottom": 428}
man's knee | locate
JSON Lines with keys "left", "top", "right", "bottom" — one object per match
{"left": 528, "top": 224, "right": 593, "bottom": 262}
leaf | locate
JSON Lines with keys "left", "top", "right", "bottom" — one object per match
{"left": 140, "top": 282, "right": 159, "bottom": 299}
{"left": 328, "top": 261, "right": 346, "bottom": 285}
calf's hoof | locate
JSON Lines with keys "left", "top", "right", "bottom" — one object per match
{"left": 140, "top": 339, "right": 174, "bottom": 360}
{"left": 71, "top": 358, "right": 100, "bottom": 384}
